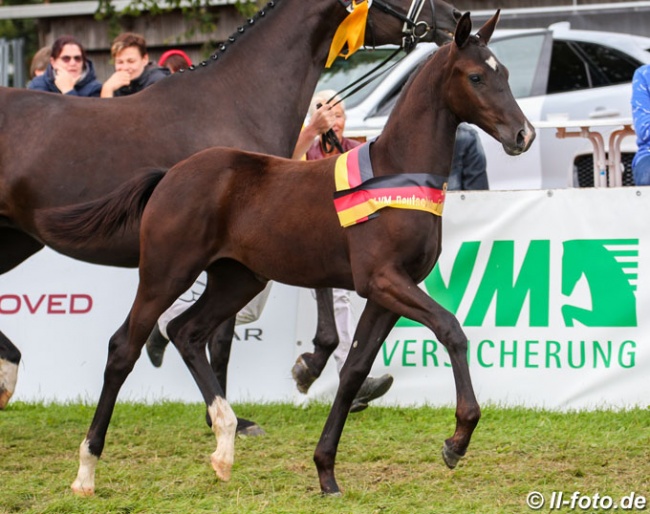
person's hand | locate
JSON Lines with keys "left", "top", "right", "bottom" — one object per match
{"left": 53, "top": 68, "right": 78, "bottom": 95}
{"left": 100, "top": 71, "right": 132, "bottom": 98}
{"left": 308, "top": 103, "right": 337, "bottom": 136}
{"left": 292, "top": 102, "right": 339, "bottom": 159}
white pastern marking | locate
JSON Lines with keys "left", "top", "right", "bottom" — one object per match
{"left": 71, "top": 438, "right": 98, "bottom": 496}
{"left": 208, "top": 397, "right": 237, "bottom": 481}
{"left": 486, "top": 55, "right": 498, "bottom": 72}
{"left": 0, "top": 358, "right": 18, "bottom": 408}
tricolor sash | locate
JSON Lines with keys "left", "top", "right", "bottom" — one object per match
{"left": 334, "top": 143, "right": 447, "bottom": 227}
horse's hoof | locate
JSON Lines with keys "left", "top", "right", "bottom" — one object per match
{"left": 0, "top": 358, "right": 18, "bottom": 409}
{"left": 237, "top": 423, "right": 266, "bottom": 437}
{"left": 441, "top": 442, "right": 463, "bottom": 469}
{"left": 291, "top": 355, "right": 317, "bottom": 394}
{"left": 0, "top": 388, "right": 12, "bottom": 410}
{"left": 145, "top": 325, "right": 169, "bottom": 368}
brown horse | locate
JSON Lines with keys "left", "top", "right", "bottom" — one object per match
{"left": 0, "top": 0, "right": 461, "bottom": 416}
{"left": 39, "top": 10, "right": 534, "bottom": 495}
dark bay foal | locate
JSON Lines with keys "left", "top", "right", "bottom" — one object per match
{"left": 40, "top": 10, "right": 534, "bottom": 495}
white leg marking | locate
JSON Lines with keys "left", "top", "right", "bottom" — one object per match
{"left": 208, "top": 397, "right": 237, "bottom": 481}
{"left": 0, "top": 358, "right": 18, "bottom": 409}
{"left": 71, "top": 438, "right": 98, "bottom": 496}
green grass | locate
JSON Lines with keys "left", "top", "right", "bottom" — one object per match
{"left": 1, "top": 401, "right": 648, "bottom": 513}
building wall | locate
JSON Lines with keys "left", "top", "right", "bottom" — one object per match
{"left": 32, "top": 1, "right": 650, "bottom": 83}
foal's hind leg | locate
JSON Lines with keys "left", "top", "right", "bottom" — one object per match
{"left": 71, "top": 311, "right": 159, "bottom": 495}
{"left": 206, "top": 318, "right": 266, "bottom": 436}
{"left": 71, "top": 261, "right": 216, "bottom": 495}
{"left": 167, "top": 260, "right": 266, "bottom": 479}
{"left": 291, "top": 288, "right": 339, "bottom": 393}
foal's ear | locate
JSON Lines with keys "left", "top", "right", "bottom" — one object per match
{"left": 476, "top": 9, "right": 501, "bottom": 44}
{"left": 454, "top": 12, "right": 472, "bottom": 48}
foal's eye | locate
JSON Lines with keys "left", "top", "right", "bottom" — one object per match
{"left": 469, "top": 74, "right": 482, "bottom": 84}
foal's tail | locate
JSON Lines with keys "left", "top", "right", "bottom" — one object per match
{"left": 36, "top": 169, "right": 165, "bottom": 245}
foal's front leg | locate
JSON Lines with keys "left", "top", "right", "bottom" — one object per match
{"left": 314, "top": 301, "right": 399, "bottom": 495}
{"left": 367, "top": 270, "right": 481, "bottom": 468}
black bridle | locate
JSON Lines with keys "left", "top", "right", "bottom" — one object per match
{"left": 321, "top": 0, "right": 437, "bottom": 153}
{"left": 373, "top": 0, "right": 436, "bottom": 50}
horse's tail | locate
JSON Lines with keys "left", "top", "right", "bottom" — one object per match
{"left": 36, "top": 169, "right": 165, "bottom": 245}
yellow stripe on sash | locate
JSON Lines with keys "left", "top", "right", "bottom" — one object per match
{"left": 336, "top": 191, "right": 446, "bottom": 227}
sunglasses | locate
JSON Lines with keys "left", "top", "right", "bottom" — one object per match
{"left": 60, "top": 55, "right": 83, "bottom": 63}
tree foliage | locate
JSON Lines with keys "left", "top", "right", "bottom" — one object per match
{"left": 95, "top": 0, "right": 261, "bottom": 41}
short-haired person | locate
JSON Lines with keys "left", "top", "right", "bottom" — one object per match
{"left": 28, "top": 36, "right": 102, "bottom": 97}
{"left": 101, "top": 32, "right": 170, "bottom": 98}
{"left": 29, "top": 46, "right": 51, "bottom": 81}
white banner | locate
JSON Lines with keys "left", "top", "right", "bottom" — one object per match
{"left": 2, "top": 188, "right": 648, "bottom": 409}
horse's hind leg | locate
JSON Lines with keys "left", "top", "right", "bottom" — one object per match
{"left": 291, "top": 288, "right": 339, "bottom": 393}
{"left": 314, "top": 300, "right": 399, "bottom": 495}
{"left": 0, "top": 229, "right": 44, "bottom": 408}
{"left": 0, "top": 331, "right": 21, "bottom": 409}
{"left": 168, "top": 260, "right": 266, "bottom": 480}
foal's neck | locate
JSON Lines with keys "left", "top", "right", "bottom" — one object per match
{"left": 370, "top": 51, "right": 459, "bottom": 178}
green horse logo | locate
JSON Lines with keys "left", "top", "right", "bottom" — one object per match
{"left": 561, "top": 239, "right": 637, "bottom": 327}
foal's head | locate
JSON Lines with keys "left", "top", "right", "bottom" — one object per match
{"left": 444, "top": 11, "right": 535, "bottom": 155}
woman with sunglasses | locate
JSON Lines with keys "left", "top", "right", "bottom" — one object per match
{"left": 28, "top": 35, "right": 102, "bottom": 97}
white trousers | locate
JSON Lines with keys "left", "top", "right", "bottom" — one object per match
{"left": 332, "top": 288, "right": 355, "bottom": 374}
{"left": 157, "top": 274, "right": 273, "bottom": 339}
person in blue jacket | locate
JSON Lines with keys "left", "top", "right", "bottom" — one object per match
{"left": 631, "top": 64, "right": 650, "bottom": 185}
{"left": 27, "top": 35, "right": 102, "bottom": 97}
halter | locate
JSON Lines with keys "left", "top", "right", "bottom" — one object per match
{"left": 372, "top": 0, "right": 436, "bottom": 50}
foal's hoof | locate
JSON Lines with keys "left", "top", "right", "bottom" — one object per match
{"left": 291, "top": 355, "right": 317, "bottom": 394}
{"left": 441, "top": 442, "right": 463, "bottom": 469}
{"left": 321, "top": 490, "right": 343, "bottom": 498}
